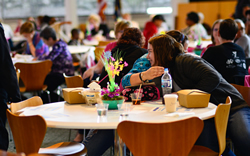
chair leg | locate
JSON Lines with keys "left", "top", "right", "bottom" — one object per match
{"left": 45, "top": 90, "right": 51, "bottom": 103}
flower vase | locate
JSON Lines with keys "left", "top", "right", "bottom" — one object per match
{"left": 102, "top": 98, "right": 124, "bottom": 110}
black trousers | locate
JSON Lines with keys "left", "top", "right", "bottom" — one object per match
{"left": 0, "top": 88, "right": 9, "bottom": 150}
{"left": 42, "top": 72, "right": 65, "bottom": 103}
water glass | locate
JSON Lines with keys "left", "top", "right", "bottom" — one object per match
{"left": 117, "top": 103, "right": 131, "bottom": 116}
{"left": 95, "top": 103, "right": 109, "bottom": 116}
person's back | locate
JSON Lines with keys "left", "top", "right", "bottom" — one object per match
{"left": 202, "top": 19, "right": 248, "bottom": 84}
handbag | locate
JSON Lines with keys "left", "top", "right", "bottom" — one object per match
{"left": 122, "top": 82, "right": 160, "bottom": 102}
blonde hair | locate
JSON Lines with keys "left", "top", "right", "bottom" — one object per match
{"left": 88, "top": 14, "right": 101, "bottom": 25}
{"left": 20, "top": 22, "right": 34, "bottom": 34}
{"left": 114, "top": 20, "right": 131, "bottom": 36}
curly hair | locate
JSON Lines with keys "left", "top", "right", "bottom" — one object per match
{"left": 117, "top": 28, "right": 145, "bottom": 47}
{"left": 148, "top": 34, "right": 184, "bottom": 68}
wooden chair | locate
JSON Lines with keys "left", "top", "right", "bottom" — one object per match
{"left": 98, "top": 40, "right": 115, "bottom": 47}
{"left": 117, "top": 117, "right": 204, "bottom": 156}
{"left": 63, "top": 73, "right": 83, "bottom": 88}
{"left": 16, "top": 69, "right": 20, "bottom": 83}
{"left": 231, "top": 83, "right": 250, "bottom": 106}
{"left": 15, "top": 60, "right": 52, "bottom": 93}
{"left": 189, "top": 96, "right": 232, "bottom": 156}
{"left": 10, "top": 96, "right": 43, "bottom": 114}
{"left": 6, "top": 109, "right": 87, "bottom": 155}
{"left": 94, "top": 47, "right": 105, "bottom": 62}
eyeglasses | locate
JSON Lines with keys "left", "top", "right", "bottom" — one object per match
{"left": 213, "top": 28, "right": 218, "bottom": 32}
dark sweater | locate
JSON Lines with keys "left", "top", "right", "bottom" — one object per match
{"left": 170, "top": 53, "right": 248, "bottom": 113}
{"left": 99, "top": 44, "right": 147, "bottom": 88}
{"left": 0, "top": 23, "right": 21, "bottom": 102}
{"left": 202, "top": 42, "right": 248, "bottom": 84}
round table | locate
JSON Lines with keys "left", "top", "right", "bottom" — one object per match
{"left": 20, "top": 100, "right": 217, "bottom": 129}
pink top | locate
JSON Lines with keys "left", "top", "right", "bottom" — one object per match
{"left": 200, "top": 44, "right": 215, "bottom": 57}
{"left": 104, "top": 41, "right": 117, "bottom": 52}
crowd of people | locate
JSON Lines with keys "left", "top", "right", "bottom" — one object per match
{"left": 0, "top": 2, "right": 250, "bottom": 155}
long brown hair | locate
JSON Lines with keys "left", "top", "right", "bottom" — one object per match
{"left": 148, "top": 34, "right": 184, "bottom": 68}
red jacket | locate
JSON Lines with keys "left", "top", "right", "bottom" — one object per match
{"left": 143, "top": 21, "right": 158, "bottom": 49}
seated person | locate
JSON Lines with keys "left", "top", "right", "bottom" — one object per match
{"left": 122, "top": 30, "right": 188, "bottom": 96}
{"left": 82, "top": 20, "right": 131, "bottom": 82}
{"left": 39, "top": 27, "right": 74, "bottom": 103}
{"left": 200, "top": 19, "right": 222, "bottom": 57}
{"left": 234, "top": 19, "right": 250, "bottom": 58}
{"left": 123, "top": 33, "right": 250, "bottom": 156}
{"left": 143, "top": 14, "right": 165, "bottom": 49}
{"left": 202, "top": 19, "right": 248, "bottom": 85}
{"left": 68, "top": 28, "right": 83, "bottom": 63}
{"left": 182, "top": 11, "right": 209, "bottom": 40}
{"left": 83, "top": 27, "right": 147, "bottom": 156}
{"left": 87, "top": 14, "right": 110, "bottom": 39}
{"left": 20, "top": 21, "right": 49, "bottom": 59}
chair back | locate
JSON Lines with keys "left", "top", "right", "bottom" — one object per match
{"left": 10, "top": 96, "right": 43, "bottom": 114}
{"left": 6, "top": 109, "right": 47, "bottom": 155}
{"left": 231, "top": 83, "right": 250, "bottom": 106}
{"left": 15, "top": 60, "right": 52, "bottom": 92}
{"left": 215, "top": 96, "right": 231, "bottom": 155}
{"left": 63, "top": 73, "right": 83, "bottom": 88}
{"left": 94, "top": 47, "right": 105, "bottom": 62}
{"left": 117, "top": 117, "right": 204, "bottom": 156}
{"left": 98, "top": 40, "right": 115, "bottom": 47}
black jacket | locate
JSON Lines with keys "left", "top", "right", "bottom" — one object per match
{"left": 0, "top": 23, "right": 21, "bottom": 102}
{"left": 99, "top": 44, "right": 147, "bottom": 88}
{"left": 170, "top": 53, "right": 248, "bottom": 113}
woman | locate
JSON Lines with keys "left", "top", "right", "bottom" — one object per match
{"left": 20, "top": 21, "right": 49, "bottom": 59}
{"left": 122, "top": 30, "right": 188, "bottom": 95}
{"left": 200, "top": 19, "right": 222, "bottom": 56}
{"left": 87, "top": 14, "right": 110, "bottom": 39}
{"left": 83, "top": 27, "right": 147, "bottom": 156}
{"left": 123, "top": 33, "right": 250, "bottom": 155}
{"left": 82, "top": 20, "right": 131, "bottom": 81}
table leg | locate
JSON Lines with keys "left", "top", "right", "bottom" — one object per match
{"left": 114, "top": 129, "right": 125, "bottom": 156}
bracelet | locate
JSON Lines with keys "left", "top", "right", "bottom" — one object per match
{"left": 139, "top": 72, "right": 147, "bottom": 83}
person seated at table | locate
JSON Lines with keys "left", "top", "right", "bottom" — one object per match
{"left": 82, "top": 20, "right": 131, "bottom": 83}
{"left": 86, "top": 14, "right": 110, "bottom": 40}
{"left": 124, "top": 33, "right": 250, "bottom": 156}
{"left": 39, "top": 26, "right": 74, "bottom": 103}
{"left": 143, "top": 14, "right": 165, "bottom": 49}
{"left": 234, "top": 19, "right": 250, "bottom": 58}
{"left": 83, "top": 27, "right": 147, "bottom": 156}
{"left": 68, "top": 28, "right": 83, "bottom": 63}
{"left": 71, "top": 21, "right": 131, "bottom": 143}
{"left": 200, "top": 19, "right": 223, "bottom": 57}
{"left": 202, "top": 19, "right": 248, "bottom": 85}
{"left": 122, "top": 30, "right": 188, "bottom": 96}
{"left": 182, "top": 11, "right": 209, "bottom": 40}
{"left": 20, "top": 21, "right": 49, "bottom": 59}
